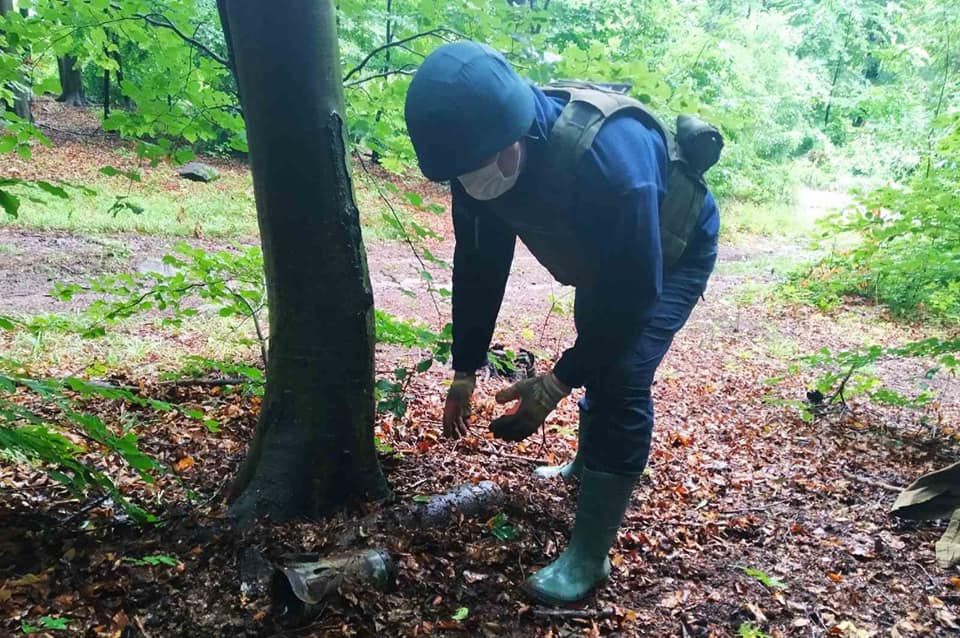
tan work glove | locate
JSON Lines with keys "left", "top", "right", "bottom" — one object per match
{"left": 443, "top": 371, "right": 476, "bottom": 438}
{"left": 490, "top": 372, "right": 571, "bottom": 442}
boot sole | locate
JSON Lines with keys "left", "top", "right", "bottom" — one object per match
{"left": 519, "top": 575, "right": 609, "bottom": 607}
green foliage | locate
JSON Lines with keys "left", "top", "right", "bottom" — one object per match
{"left": 738, "top": 622, "right": 771, "bottom": 638}
{"left": 791, "top": 3, "right": 960, "bottom": 320}
{"left": 0, "top": 235, "right": 454, "bottom": 517}
{"left": 4, "top": 0, "right": 954, "bottom": 214}
{"left": 50, "top": 242, "right": 452, "bottom": 420}
{"left": 451, "top": 607, "right": 469, "bottom": 622}
{"left": 806, "top": 338, "right": 955, "bottom": 407}
{"left": 0, "top": 360, "right": 177, "bottom": 522}
{"left": 123, "top": 553, "right": 180, "bottom": 567}
{"left": 53, "top": 242, "right": 268, "bottom": 353}
{"left": 803, "top": 162, "right": 960, "bottom": 322}
{"left": 21, "top": 616, "right": 69, "bottom": 634}
{"left": 743, "top": 567, "right": 787, "bottom": 590}
{"left": 375, "top": 311, "right": 451, "bottom": 418}
{"left": 487, "top": 512, "right": 518, "bottom": 542}
{"left": 487, "top": 349, "right": 519, "bottom": 377}
{"left": 776, "top": 8, "right": 959, "bottom": 411}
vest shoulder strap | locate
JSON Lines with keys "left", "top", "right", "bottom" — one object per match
{"left": 540, "top": 83, "right": 706, "bottom": 269}
{"left": 541, "top": 84, "right": 680, "bottom": 175}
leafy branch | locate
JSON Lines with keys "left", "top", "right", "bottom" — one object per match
{"left": 341, "top": 28, "right": 461, "bottom": 83}
{"left": 132, "top": 12, "right": 229, "bottom": 68}
{"left": 344, "top": 65, "right": 417, "bottom": 88}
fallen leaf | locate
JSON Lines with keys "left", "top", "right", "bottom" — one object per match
{"left": 935, "top": 608, "right": 959, "bottom": 630}
{"left": 659, "top": 590, "right": 686, "bottom": 609}
{"left": 745, "top": 601, "right": 768, "bottom": 623}
{"left": 830, "top": 620, "right": 875, "bottom": 637}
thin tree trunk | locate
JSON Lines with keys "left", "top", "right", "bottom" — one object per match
{"left": 926, "top": 31, "right": 952, "bottom": 178}
{"left": 57, "top": 55, "right": 86, "bottom": 106}
{"left": 368, "top": 0, "right": 393, "bottom": 164}
{"left": 102, "top": 67, "right": 110, "bottom": 118}
{"left": 384, "top": 0, "right": 393, "bottom": 69}
{"left": 113, "top": 47, "right": 132, "bottom": 110}
{"left": 218, "top": 0, "right": 389, "bottom": 527}
{"left": 823, "top": 29, "right": 851, "bottom": 128}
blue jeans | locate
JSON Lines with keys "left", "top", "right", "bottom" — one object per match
{"left": 577, "top": 237, "right": 718, "bottom": 475}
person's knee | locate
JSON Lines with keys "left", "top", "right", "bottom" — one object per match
{"left": 579, "top": 395, "right": 654, "bottom": 475}
{"left": 590, "top": 342, "right": 665, "bottom": 400}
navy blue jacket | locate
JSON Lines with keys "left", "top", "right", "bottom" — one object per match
{"left": 451, "top": 86, "right": 720, "bottom": 388}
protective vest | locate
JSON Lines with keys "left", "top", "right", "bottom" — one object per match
{"left": 478, "top": 83, "right": 723, "bottom": 287}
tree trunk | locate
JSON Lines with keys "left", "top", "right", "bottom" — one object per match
{"left": 114, "top": 52, "right": 131, "bottom": 110}
{"left": 218, "top": 0, "right": 389, "bottom": 527}
{"left": 0, "top": 0, "right": 31, "bottom": 121}
{"left": 102, "top": 68, "right": 110, "bottom": 119}
{"left": 823, "top": 54, "right": 842, "bottom": 127}
{"left": 57, "top": 55, "right": 86, "bottom": 106}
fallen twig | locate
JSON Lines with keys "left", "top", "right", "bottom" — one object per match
{"left": 407, "top": 477, "right": 431, "bottom": 491}
{"left": 531, "top": 607, "right": 615, "bottom": 620}
{"left": 720, "top": 500, "right": 789, "bottom": 516}
{"left": 498, "top": 452, "right": 551, "bottom": 464}
{"left": 842, "top": 471, "right": 903, "bottom": 493}
{"left": 61, "top": 493, "right": 110, "bottom": 525}
{"left": 157, "top": 377, "right": 259, "bottom": 388}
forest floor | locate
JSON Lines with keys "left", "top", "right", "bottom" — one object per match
{"left": 0, "top": 101, "right": 958, "bottom": 637}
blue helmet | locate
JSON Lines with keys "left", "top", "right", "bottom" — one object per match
{"left": 404, "top": 41, "right": 535, "bottom": 181}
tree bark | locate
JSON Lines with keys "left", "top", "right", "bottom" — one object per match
{"left": 0, "top": 0, "right": 32, "bottom": 121}
{"left": 102, "top": 67, "right": 110, "bottom": 118}
{"left": 218, "top": 0, "right": 388, "bottom": 527}
{"left": 57, "top": 54, "right": 86, "bottom": 106}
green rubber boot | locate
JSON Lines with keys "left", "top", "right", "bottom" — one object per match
{"left": 533, "top": 410, "right": 590, "bottom": 482}
{"left": 522, "top": 468, "right": 635, "bottom": 606}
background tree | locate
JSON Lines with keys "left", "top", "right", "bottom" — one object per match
{"left": 55, "top": 54, "right": 84, "bottom": 106}
{"left": 0, "top": 0, "right": 31, "bottom": 120}
{"left": 216, "top": 0, "right": 389, "bottom": 526}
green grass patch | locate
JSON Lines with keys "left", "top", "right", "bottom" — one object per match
{"left": 720, "top": 199, "right": 813, "bottom": 239}
{"left": 3, "top": 163, "right": 429, "bottom": 242}
{"left": 3, "top": 312, "right": 259, "bottom": 376}
{"left": 2, "top": 171, "right": 259, "bottom": 238}
{"left": 716, "top": 248, "right": 817, "bottom": 278}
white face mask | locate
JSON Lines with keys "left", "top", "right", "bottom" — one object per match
{"left": 458, "top": 143, "right": 523, "bottom": 201}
